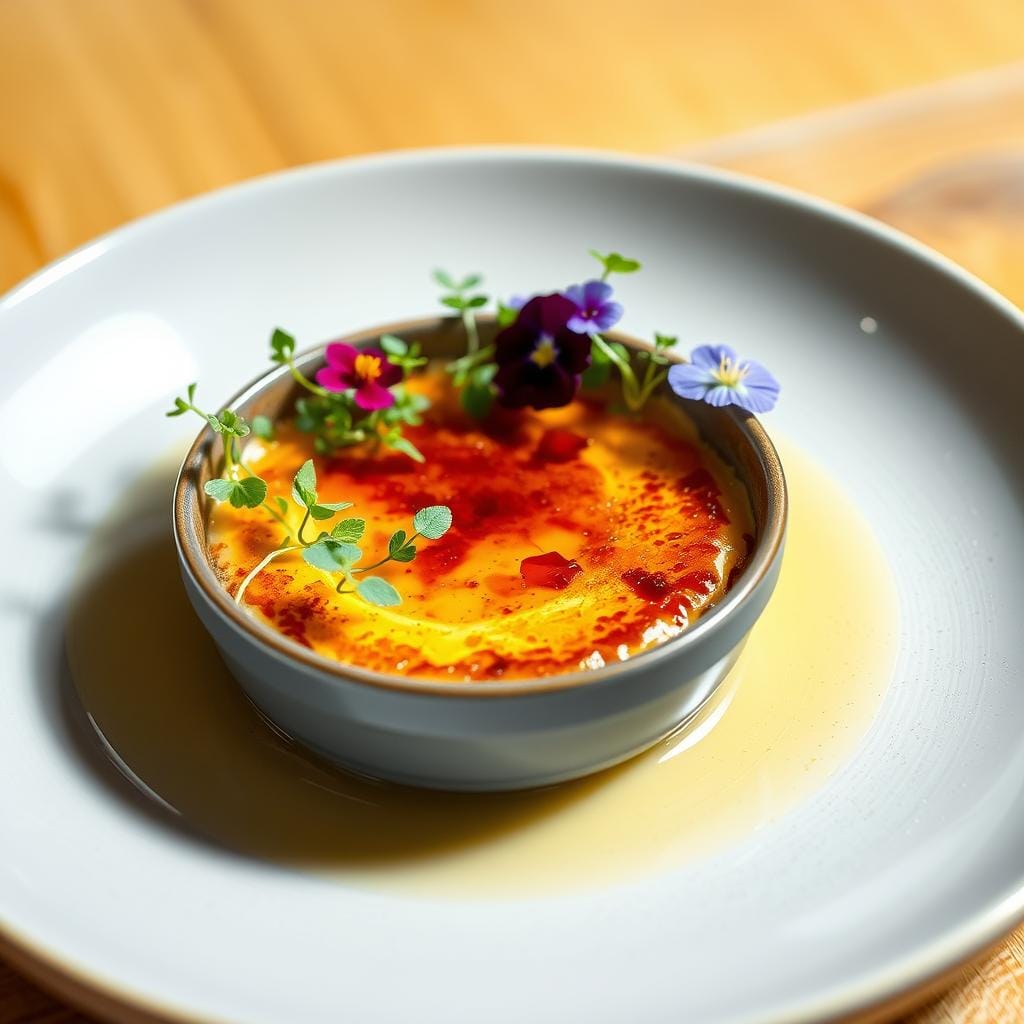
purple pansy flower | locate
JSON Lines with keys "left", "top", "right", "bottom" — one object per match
{"left": 667, "top": 344, "right": 780, "bottom": 413}
{"left": 315, "top": 343, "right": 403, "bottom": 411}
{"left": 493, "top": 294, "right": 593, "bottom": 410}
{"left": 564, "top": 279, "right": 623, "bottom": 334}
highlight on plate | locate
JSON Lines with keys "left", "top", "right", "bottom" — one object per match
{"left": 168, "top": 250, "right": 780, "bottom": 682}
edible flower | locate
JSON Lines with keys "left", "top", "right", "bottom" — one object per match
{"left": 564, "top": 279, "right": 623, "bottom": 334}
{"left": 494, "top": 294, "right": 593, "bottom": 409}
{"left": 315, "top": 343, "right": 403, "bottom": 410}
{"left": 667, "top": 344, "right": 780, "bottom": 413}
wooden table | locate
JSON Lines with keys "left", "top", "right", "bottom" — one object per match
{"left": 4, "top": 3, "right": 1024, "bottom": 1021}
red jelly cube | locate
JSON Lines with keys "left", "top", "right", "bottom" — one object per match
{"left": 535, "top": 428, "right": 588, "bottom": 463}
{"left": 621, "top": 567, "right": 673, "bottom": 604}
{"left": 520, "top": 551, "right": 583, "bottom": 590}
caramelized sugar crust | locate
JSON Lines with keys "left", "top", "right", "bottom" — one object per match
{"left": 208, "top": 372, "right": 753, "bottom": 681}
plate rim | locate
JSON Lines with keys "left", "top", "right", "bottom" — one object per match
{"left": 3, "top": 143, "right": 1023, "bottom": 1024}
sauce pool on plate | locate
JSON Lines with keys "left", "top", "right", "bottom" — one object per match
{"left": 67, "top": 443, "right": 896, "bottom": 896}
{"left": 208, "top": 370, "right": 754, "bottom": 680}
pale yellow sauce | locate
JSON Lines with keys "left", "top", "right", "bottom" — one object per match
{"left": 67, "top": 441, "right": 896, "bottom": 897}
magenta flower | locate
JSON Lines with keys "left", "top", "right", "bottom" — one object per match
{"left": 315, "top": 343, "right": 402, "bottom": 410}
{"left": 493, "top": 294, "right": 593, "bottom": 410}
{"left": 668, "top": 344, "right": 780, "bottom": 413}
{"left": 564, "top": 280, "right": 623, "bottom": 334}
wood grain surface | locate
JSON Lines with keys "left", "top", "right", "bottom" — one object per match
{"left": 4, "top": 2, "right": 1024, "bottom": 1022}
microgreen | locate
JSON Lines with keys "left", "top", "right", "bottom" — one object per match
{"left": 268, "top": 328, "right": 427, "bottom": 462}
{"left": 381, "top": 429, "right": 425, "bottom": 463}
{"left": 167, "top": 386, "right": 277, "bottom": 515}
{"left": 388, "top": 529, "right": 416, "bottom": 561}
{"left": 380, "top": 334, "right": 429, "bottom": 373}
{"left": 581, "top": 339, "right": 629, "bottom": 391}
{"left": 414, "top": 505, "right": 454, "bottom": 539}
{"left": 434, "top": 268, "right": 506, "bottom": 418}
{"left": 228, "top": 457, "right": 453, "bottom": 608}
{"left": 331, "top": 518, "right": 366, "bottom": 543}
{"left": 355, "top": 577, "right": 401, "bottom": 607}
{"left": 589, "top": 249, "right": 642, "bottom": 279}
{"left": 302, "top": 539, "right": 363, "bottom": 572}
{"left": 435, "top": 268, "right": 489, "bottom": 355}
{"left": 460, "top": 362, "right": 497, "bottom": 418}
{"left": 204, "top": 476, "right": 268, "bottom": 509}
{"left": 251, "top": 415, "right": 275, "bottom": 440}
{"left": 270, "top": 327, "right": 297, "bottom": 365}
{"left": 496, "top": 302, "right": 519, "bottom": 327}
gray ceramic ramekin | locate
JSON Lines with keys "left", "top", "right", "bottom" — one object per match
{"left": 173, "top": 317, "right": 786, "bottom": 791}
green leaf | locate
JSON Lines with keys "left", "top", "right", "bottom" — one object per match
{"left": 331, "top": 518, "right": 366, "bottom": 542}
{"left": 461, "top": 379, "right": 494, "bottom": 419}
{"left": 386, "top": 528, "right": 420, "bottom": 562}
{"left": 206, "top": 414, "right": 224, "bottom": 433}
{"left": 302, "top": 540, "right": 362, "bottom": 572}
{"left": 270, "top": 327, "right": 296, "bottom": 365}
{"left": 317, "top": 500, "right": 354, "bottom": 512}
{"left": 465, "top": 294, "right": 488, "bottom": 309}
{"left": 413, "top": 505, "right": 453, "bottom": 540}
{"left": 379, "top": 334, "right": 407, "bottom": 356}
{"left": 187, "top": 382, "right": 197, "bottom": 403}
{"left": 654, "top": 333, "right": 678, "bottom": 350}
{"left": 308, "top": 503, "right": 344, "bottom": 521}
{"left": 203, "top": 478, "right": 236, "bottom": 502}
{"left": 233, "top": 476, "right": 268, "bottom": 508}
{"left": 252, "top": 415, "right": 275, "bottom": 440}
{"left": 386, "top": 434, "right": 425, "bottom": 463}
{"left": 203, "top": 476, "right": 267, "bottom": 509}
{"left": 581, "top": 343, "right": 612, "bottom": 390}
{"left": 166, "top": 396, "right": 190, "bottom": 417}
{"left": 459, "top": 273, "right": 482, "bottom": 290}
{"left": 441, "top": 295, "right": 467, "bottom": 310}
{"left": 391, "top": 543, "right": 417, "bottom": 563}
{"left": 218, "top": 409, "right": 250, "bottom": 437}
{"left": 433, "top": 269, "right": 457, "bottom": 289}
{"left": 356, "top": 576, "right": 402, "bottom": 607}
{"left": 589, "top": 249, "right": 642, "bottom": 275}
{"left": 292, "top": 459, "right": 317, "bottom": 508}
{"left": 496, "top": 302, "right": 519, "bottom": 327}
{"left": 274, "top": 496, "right": 289, "bottom": 516}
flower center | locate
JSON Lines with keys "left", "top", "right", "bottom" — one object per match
{"left": 354, "top": 353, "right": 383, "bottom": 383}
{"left": 711, "top": 354, "right": 749, "bottom": 389}
{"left": 531, "top": 336, "right": 559, "bottom": 368}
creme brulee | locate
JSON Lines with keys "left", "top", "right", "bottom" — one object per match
{"left": 208, "top": 370, "right": 753, "bottom": 680}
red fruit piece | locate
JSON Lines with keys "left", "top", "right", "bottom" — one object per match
{"left": 535, "top": 428, "right": 588, "bottom": 463}
{"left": 520, "top": 551, "right": 583, "bottom": 590}
{"left": 621, "top": 567, "right": 674, "bottom": 604}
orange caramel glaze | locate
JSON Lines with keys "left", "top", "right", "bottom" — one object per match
{"left": 207, "top": 371, "right": 754, "bottom": 681}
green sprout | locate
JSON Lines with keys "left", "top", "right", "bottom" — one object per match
{"left": 167, "top": 388, "right": 451, "bottom": 608}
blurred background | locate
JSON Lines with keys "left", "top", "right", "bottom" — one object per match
{"left": 3, "top": 2, "right": 1024, "bottom": 1021}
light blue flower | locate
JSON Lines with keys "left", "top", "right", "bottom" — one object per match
{"left": 668, "top": 344, "right": 779, "bottom": 413}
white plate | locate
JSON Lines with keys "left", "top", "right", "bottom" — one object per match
{"left": 2, "top": 149, "right": 1024, "bottom": 1024}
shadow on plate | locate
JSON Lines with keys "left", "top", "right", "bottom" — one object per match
{"left": 55, "top": 462, "right": 624, "bottom": 872}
